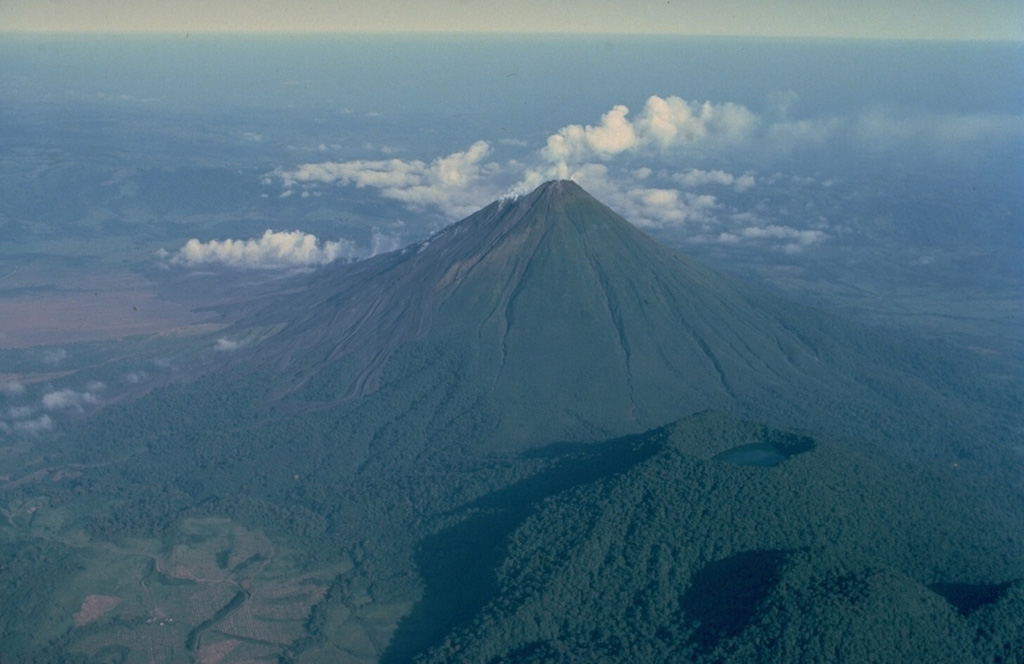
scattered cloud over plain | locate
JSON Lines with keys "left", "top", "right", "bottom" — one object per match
{"left": 675, "top": 169, "right": 756, "bottom": 191}
{"left": 167, "top": 227, "right": 405, "bottom": 270}
{"left": 0, "top": 381, "right": 106, "bottom": 436}
{"left": 1, "top": 415, "right": 54, "bottom": 435}
{"left": 171, "top": 229, "right": 357, "bottom": 269}
{"left": 705, "top": 225, "right": 828, "bottom": 254}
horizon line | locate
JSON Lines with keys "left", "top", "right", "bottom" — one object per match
{"left": 2, "top": 29, "right": 1021, "bottom": 44}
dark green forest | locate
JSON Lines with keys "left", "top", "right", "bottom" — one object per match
{"left": 416, "top": 412, "right": 1024, "bottom": 663}
{"left": 2, "top": 354, "right": 1021, "bottom": 662}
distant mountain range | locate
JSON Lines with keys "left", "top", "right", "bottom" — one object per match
{"left": 2, "top": 181, "right": 1021, "bottom": 663}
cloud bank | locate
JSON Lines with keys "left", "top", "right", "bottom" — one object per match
{"left": 271, "top": 96, "right": 765, "bottom": 232}
{"left": 265, "top": 94, "right": 1021, "bottom": 255}
{"left": 1, "top": 381, "right": 105, "bottom": 436}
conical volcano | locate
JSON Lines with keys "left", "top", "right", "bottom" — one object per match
{"left": 13, "top": 185, "right": 1020, "bottom": 664}
{"left": 235, "top": 181, "right": 897, "bottom": 448}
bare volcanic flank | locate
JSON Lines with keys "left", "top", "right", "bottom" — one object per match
{"left": 236, "top": 180, "right": 869, "bottom": 445}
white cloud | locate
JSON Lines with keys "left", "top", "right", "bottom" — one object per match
{"left": 508, "top": 96, "right": 765, "bottom": 207}
{"left": 637, "top": 96, "right": 757, "bottom": 149}
{"left": 512, "top": 160, "right": 610, "bottom": 199}
{"left": 619, "top": 188, "right": 719, "bottom": 228}
{"left": 275, "top": 140, "right": 501, "bottom": 219}
{"left": 0, "top": 381, "right": 26, "bottom": 397}
{"left": 42, "top": 348, "right": 68, "bottom": 365}
{"left": 267, "top": 95, "right": 941, "bottom": 248}
{"left": 42, "top": 385, "right": 103, "bottom": 412}
{"left": 12, "top": 415, "right": 53, "bottom": 435}
{"left": 169, "top": 227, "right": 407, "bottom": 271}
{"left": 369, "top": 230, "right": 403, "bottom": 255}
{"left": 123, "top": 371, "right": 147, "bottom": 384}
{"left": 0, "top": 401, "right": 46, "bottom": 435}
{"left": 41, "top": 389, "right": 95, "bottom": 411}
{"left": 540, "top": 96, "right": 757, "bottom": 168}
{"left": 7, "top": 405, "right": 34, "bottom": 419}
{"left": 269, "top": 94, "right": 1024, "bottom": 238}
{"left": 542, "top": 104, "right": 639, "bottom": 162}
{"left": 517, "top": 163, "right": 717, "bottom": 229}
{"left": 674, "top": 168, "right": 756, "bottom": 191}
{"left": 215, "top": 338, "right": 241, "bottom": 352}
{"left": 172, "top": 229, "right": 358, "bottom": 269}
{"left": 0, "top": 382, "right": 107, "bottom": 433}
{"left": 266, "top": 95, "right": 870, "bottom": 235}
{"left": 270, "top": 97, "right": 766, "bottom": 224}
{"left": 709, "top": 224, "right": 827, "bottom": 254}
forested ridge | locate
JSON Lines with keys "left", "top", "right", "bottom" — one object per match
{"left": 417, "top": 413, "right": 1024, "bottom": 664}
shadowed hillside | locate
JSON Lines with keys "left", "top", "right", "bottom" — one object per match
{"left": 416, "top": 412, "right": 1024, "bottom": 664}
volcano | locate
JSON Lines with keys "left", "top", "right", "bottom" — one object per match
{"left": 233, "top": 180, "right": 895, "bottom": 449}
{"left": 7, "top": 181, "right": 1023, "bottom": 664}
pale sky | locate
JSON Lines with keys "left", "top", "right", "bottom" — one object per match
{"left": 2, "top": 0, "right": 1022, "bottom": 40}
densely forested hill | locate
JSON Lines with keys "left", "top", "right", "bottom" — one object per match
{"left": 417, "top": 412, "right": 1024, "bottom": 664}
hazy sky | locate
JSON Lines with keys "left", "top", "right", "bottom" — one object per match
{"left": 2, "top": 0, "right": 1022, "bottom": 40}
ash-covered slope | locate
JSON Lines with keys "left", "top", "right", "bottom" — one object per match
{"left": 234, "top": 180, "right": 899, "bottom": 448}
